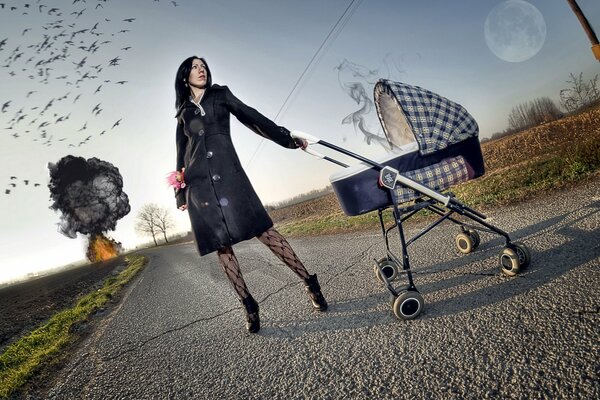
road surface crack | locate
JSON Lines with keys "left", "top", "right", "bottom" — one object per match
{"left": 323, "top": 241, "right": 379, "bottom": 286}
{"left": 100, "top": 305, "right": 242, "bottom": 362}
{"left": 99, "top": 241, "right": 380, "bottom": 363}
{"left": 99, "top": 281, "right": 301, "bottom": 362}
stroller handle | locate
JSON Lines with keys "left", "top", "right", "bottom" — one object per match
{"left": 291, "top": 130, "right": 350, "bottom": 167}
{"left": 292, "top": 131, "right": 451, "bottom": 205}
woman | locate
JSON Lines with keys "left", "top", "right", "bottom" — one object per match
{"left": 173, "top": 56, "right": 327, "bottom": 333}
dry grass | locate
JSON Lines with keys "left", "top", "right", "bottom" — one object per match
{"left": 482, "top": 107, "right": 600, "bottom": 171}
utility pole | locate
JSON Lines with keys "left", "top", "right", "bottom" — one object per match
{"left": 566, "top": 0, "right": 600, "bottom": 61}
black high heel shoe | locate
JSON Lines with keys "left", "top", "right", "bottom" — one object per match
{"left": 303, "top": 274, "right": 328, "bottom": 312}
{"left": 241, "top": 296, "right": 260, "bottom": 333}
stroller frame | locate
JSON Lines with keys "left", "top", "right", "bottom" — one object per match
{"left": 294, "top": 135, "right": 531, "bottom": 320}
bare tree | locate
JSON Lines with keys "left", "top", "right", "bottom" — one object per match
{"left": 560, "top": 72, "right": 600, "bottom": 112}
{"left": 135, "top": 203, "right": 168, "bottom": 246}
{"left": 154, "top": 207, "right": 174, "bottom": 244}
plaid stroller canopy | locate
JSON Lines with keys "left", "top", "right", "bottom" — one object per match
{"left": 374, "top": 79, "right": 479, "bottom": 156}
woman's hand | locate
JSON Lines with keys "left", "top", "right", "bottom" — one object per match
{"left": 295, "top": 138, "right": 308, "bottom": 150}
{"left": 179, "top": 204, "right": 188, "bottom": 211}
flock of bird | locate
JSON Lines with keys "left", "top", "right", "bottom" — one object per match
{"left": 1, "top": 0, "right": 185, "bottom": 195}
{"left": 5, "top": 176, "right": 41, "bottom": 195}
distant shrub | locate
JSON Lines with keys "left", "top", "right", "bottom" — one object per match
{"left": 560, "top": 72, "right": 600, "bottom": 113}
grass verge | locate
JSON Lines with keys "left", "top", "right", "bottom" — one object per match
{"left": 0, "top": 254, "right": 147, "bottom": 399}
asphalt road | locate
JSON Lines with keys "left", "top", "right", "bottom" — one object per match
{"left": 44, "top": 181, "right": 599, "bottom": 399}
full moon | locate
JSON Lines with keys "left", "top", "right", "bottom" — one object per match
{"left": 484, "top": 0, "right": 546, "bottom": 63}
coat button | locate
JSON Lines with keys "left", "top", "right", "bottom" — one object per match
{"left": 206, "top": 151, "right": 213, "bottom": 159}
{"left": 212, "top": 174, "right": 221, "bottom": 182}
{"left": 198, "top": 129, "right": 204, "bottom": 136}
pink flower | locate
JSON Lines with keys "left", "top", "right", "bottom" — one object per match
{"left": 166, "top": 168, "right": 186, "bottom": 189}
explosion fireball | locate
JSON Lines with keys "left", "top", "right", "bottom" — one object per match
{"left": 48, "top": 155, "right": 130, "bottom": 262}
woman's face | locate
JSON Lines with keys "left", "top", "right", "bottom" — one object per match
{"left": 188, "top": 58, "right": 207, "bottom": 88}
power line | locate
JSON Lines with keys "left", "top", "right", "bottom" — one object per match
{"left": 244, "top": 0, "right": 362, "bottom": 170}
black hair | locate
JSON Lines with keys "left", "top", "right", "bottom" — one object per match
{"left": 175, "top": 56, "right": 213, "bottom": 110}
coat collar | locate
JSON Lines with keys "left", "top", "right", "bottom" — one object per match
{"left": 175, "top": 84, "right": 227, "bottom": 118}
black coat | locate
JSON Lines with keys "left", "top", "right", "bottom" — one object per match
{"left": 175, "top": 84, "right": 299, "bottom": 256}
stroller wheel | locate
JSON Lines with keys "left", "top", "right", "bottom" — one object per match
{"left": 467, "top": 229, "right": 481, "bottom": 249}
{"left": 373, "top": 257, "right": 399, "bottom": 283}
{"left": 499, "top": 247, "right": 521, "bottom": 276}
{"left": 392, "top": 291, "right": 424, "bottom": 320}
{"left": 455, "top": 232, "right": 474, "bottom": 254}
{"left": 511, "top": 242, "right": 531, "bottom": 269}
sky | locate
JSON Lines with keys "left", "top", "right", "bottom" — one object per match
{"left": 0, "top": 0, "right": 599, "bottom": 285}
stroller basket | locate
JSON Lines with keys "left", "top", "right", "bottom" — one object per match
{"left": 292, "top": 79, "right": 531, "bottom": 321}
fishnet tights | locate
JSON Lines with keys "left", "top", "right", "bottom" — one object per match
{"left": 257, "top": 227, "right": 310, "bottom": 280}
{"left": 217, "top": 247, "right": 251, "bottom": 300}
{"left": 217, "top": 228, "right": 309, "bottom": 300}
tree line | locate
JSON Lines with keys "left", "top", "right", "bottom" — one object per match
{"left": 484, "top": 72, "right": 600, "bottom": 142}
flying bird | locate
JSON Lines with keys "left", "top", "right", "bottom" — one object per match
{"left": 71, "top": 9, "right": 86, "bottom": 18}
{"left": 73, "top": 56, "right": 87, "bottom": 68}
{"left": 123, "top": 18, "right": 135, "bottom": 22}
{"left": 112, "top": 119, "right": 122, "bottom": 129}
{"left": 55, "top": 113, "right": 70, "bottom": 123}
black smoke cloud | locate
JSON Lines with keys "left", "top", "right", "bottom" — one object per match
{"left": 47, "top": 155, "right": 130, "bottom": 239}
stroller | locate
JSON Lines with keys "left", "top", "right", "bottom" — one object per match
{"left": 291, "top": 79, "right": 531, "bottom": 321}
